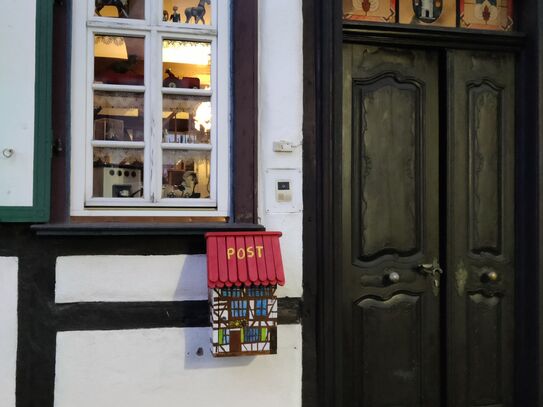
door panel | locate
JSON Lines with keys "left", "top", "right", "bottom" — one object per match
{"left": 353, "top": 294, "right": 424, "bottom": 406}
{"left": 447, "top": 50, "right": 515, "bottom": 407}
{"left": 343, "top": 44, "right": 440, "bottom": 406}
{"left": 352, "top": 76, "right": 422, "bottom": 261}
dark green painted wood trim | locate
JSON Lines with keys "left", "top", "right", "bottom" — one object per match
{"left": 0, "top": 0, "right": 53, "bottom": 223}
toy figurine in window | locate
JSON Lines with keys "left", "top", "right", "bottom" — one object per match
{"left": 170, "top": 6, "right": 181, "bottom": 22}
{"left": 163, "top": 69, "right": 201, "bottom": 89}
{"left": 206, "top": 232, "right": 286, "bottom": 357}
{"left": 163, "top": 171, "right": 200, "bottom": 198}
{"left": 181, "top": 171, "right": 200, "bottom": 198}
{"left": 95, "top": 0, "right": 129, "bottom": 18}
{"left": 163, "top": 10, "right": 169, "bottom": 21}
{"left": 185, "top": 0, "right": 211, "bottom": 24}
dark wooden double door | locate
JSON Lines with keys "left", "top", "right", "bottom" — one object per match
{"left": 341, "top": 45, "right": 515, "bottom": 406}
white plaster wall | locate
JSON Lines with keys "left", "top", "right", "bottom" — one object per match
{"left": 259, "top": 0, "right": 304, "bottom": 298}
{"left": 0, "top": 0, "right": 36, "bottom": 206}
{"left": 56, "top": 255, "right": 207, "bottom": 303}
{"left": 55, "top": 325, "right": 302, "bottom": 407}
{"left": 0, "top": 257, "right": 18, "bottom": 407}
{"left": 53, "top": 3, "right": 304, "bottom": 406}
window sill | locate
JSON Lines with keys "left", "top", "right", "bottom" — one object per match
{"left": 31, "top": 222, "right": 265, "bottom": 237}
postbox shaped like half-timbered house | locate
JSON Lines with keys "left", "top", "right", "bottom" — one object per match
{"left": 206, "top": 232, "right": 286, "bottom": 357}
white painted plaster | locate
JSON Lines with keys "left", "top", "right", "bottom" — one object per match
{"left": 56, "top": 255, "right": 208, "bottom": 303}
{"left": 0, "top": 257, "right": 18, "bottom": 407}
{"left": 54, "top": 325, "right": 302, "bottom": 407}
{"left": 0, "top": 1, "right": 36, "bottom": 206}
{"left": 267, "top": 214, "right": 303, "bottom": 298}
{"left": 258, "top": 0, "right": 304, "bottom": 298}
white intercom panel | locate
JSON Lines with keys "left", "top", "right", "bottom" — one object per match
{"left": 264, "top": 168, "right": 302, "bottom": 214}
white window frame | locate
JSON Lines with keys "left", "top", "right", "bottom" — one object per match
{"left": 70, "top": 0, "right": 231, "bottom": 217}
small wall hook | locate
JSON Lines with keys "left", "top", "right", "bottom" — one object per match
{"left": 2, "top": 148, "right": 14, "bottom": 158}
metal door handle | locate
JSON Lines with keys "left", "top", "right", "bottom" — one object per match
{"left": 484, "top": 270, "right": 498, "bottom": 282}
{"left": 418, "top": 258, "right": 443, "bottom": 296}
{"left": 418, "top": 258, "right": 443, "bottom": 276}
{"left": 387, "top": 271, "right": 400, "bottom": 283}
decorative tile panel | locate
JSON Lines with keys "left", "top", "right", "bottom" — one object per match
{"left": 343, "top": 0, "right": 397, "bottom": 23}
{"left": 460, "top": 0, "right": 513, "bottom": 31}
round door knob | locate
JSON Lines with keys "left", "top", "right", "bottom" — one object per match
{"left": 388, "top": 272, "right": 400, "bottom": 283}
{"left": 2, "top": 148, "right": 14, "bottom": 158}
{"left": 486, "top": 271, "right": 498, "bottom": 282}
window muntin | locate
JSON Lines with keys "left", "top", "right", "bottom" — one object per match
{"left": 218, "top": 329, "right": 229, "bottom": 345}
{"left": 72, "top": 0, "right": 230, "bottom": 216}
{"left": 221, "top": 287, "right": 243, "bottom": 297}
{"left": 244, "top": 327, "right": 260, "bottom": 343}
{"left": 230, "top": 300, "right": 247, "bottom": 319}
{"left": 255, "top": 299, "right": 268, "bottom": 317}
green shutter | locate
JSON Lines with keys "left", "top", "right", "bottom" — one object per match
{"left": 261, "top": 328, "right": 267, "bottom": 341}
{"left": 0, "top": 0, "right": 53, "bottom": 222}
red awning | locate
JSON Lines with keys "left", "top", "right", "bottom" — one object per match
{"left": 205, "top": 231, "right": 286, "bottom": 288}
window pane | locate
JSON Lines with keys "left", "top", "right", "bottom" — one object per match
{"left": 163, "top": 40, "right": 211, "bottom": 90}
{"left": 93, "top": 148, "right": 144, "bottom": 198}
{"left": 162, "top": 95, "right": 211, "bottom": 144}
{"left": 94, "top": 91, "right": 144, "bottom": 141}
{"left": 162, "top": 0, "right": 213, "bottom": 25}
{"left": 399, "top": 0, "right": 456, "bottom": 27}
{"left": 95, "top": 35, "right": 145, "bottom": 86}
{"left": 94, "top": 0, "right": 145, "bottom": 19}
{"left": 162, "top": 150, "right": 210, "bottom": 199}
{"left": 343, "top": 0, "right": 397, "bottom": 22}
{"left": 459, "top": 0, "right": 513, "bottom": 31}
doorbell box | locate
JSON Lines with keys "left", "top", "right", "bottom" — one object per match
{"left": 264, "top": 168, "right": 302, "bottom": 213}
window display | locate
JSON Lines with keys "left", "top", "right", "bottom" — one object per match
{"left": 94, "top": 0, "right": 145, "bottom": 19}
{"left": 162, "top": 40, "right": 211, "bottom": 89}
{"left": 94, "top": 35, "right": 145, "bottom": 86}
{"left": 163, "top": 0, "right": 213, "bottom": 25}
{"left": 73, "top": 0, "right": 227, "bottom": 212}
{"left": 162, "top": 95, "right": 211, "bottom": 144}
{"left": 92, "top": 148, "right": 144, "bottom": 198}
{"left": 162, "top": 150, "right": 210, "bottom": 199}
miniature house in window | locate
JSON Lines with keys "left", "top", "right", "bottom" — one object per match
{"left": 205, "top": 231, "right": 286, "bottom": 357}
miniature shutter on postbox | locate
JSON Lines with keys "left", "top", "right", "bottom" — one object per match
{"left": 205, "top": 231, "right": 285, "bottom": 357}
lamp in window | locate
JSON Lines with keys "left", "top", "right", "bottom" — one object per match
{"left": 94, "top": 35, "right": 128, "bottom": 60}
{"left": 194, "top": 101, "right": 211, "bottom": 133}
{"left": 162, "top": 40, "right": 211, "bottom": 65}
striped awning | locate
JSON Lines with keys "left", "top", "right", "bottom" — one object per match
{"left": 205, "top": 231, "right": 286, "bottom": 288}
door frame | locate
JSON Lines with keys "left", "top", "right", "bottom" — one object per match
{"left": 301, "top": 1, "right": 542, "bottom": 406}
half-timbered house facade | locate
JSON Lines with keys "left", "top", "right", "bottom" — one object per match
{"left": 3, "top": 0, "right": 543, "bottom": 406}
